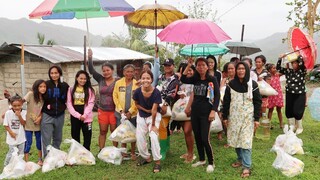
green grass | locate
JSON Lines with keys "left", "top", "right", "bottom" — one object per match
{"left": 1, "top": 108, "right": 320, "bottom": 180}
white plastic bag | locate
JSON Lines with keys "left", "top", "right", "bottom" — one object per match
{"left": 64, "top": 139, "right": 96, "bottom": 165}
{"left": 257, "top": 80, "right": 278, "bottom": 96}
{"left": 0, "top": 147, "right": 26, "bottom": 179}
{"left": 42, "top": 145, "right": 67, "bottom": 173}
{"left": 97, "top": 146, "right": 127, "bottom": 165}
{"left": 109, "top": 120, "right": 136, "bottom": 143}
{"left": 274, "top": 125, "right": 304, "bottom": 155}
{"left": 210, "top": 112, "right": 223, "bottom": 133}
{"left": 271, "top": 146, "right": 304, "bottom": 177}
{"left": 24, "top": 162, "right": 41, "bottom": 176}
{"left": 171, "top": 97, "right": 190, "bottom": 121}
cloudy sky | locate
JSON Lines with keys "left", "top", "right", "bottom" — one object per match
{"left": 0, "top": 0, "right": 294, "bottom": 43}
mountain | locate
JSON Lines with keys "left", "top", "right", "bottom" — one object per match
{"left": 0, "top": 18, "right": 103, "bottom": 46}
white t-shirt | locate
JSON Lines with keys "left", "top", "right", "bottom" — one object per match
{"left": 3, "top": 109, "right": 27, "bottom": 145}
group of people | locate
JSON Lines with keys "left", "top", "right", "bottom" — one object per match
{"left": 2, "top": 48, "right": 307, "bottom": 177}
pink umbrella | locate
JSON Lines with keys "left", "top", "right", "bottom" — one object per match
{"left": 158, "top": 19, "right": 231, "bottom": 45}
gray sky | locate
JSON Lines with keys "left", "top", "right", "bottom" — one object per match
{"left": 0, "top": 0, "right": 294, "bottom": 43}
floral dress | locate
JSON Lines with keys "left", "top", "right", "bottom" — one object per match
{"left": 227, "top": 88, "right": 254, "bottom": 149}
{"left": 268, "top": 74, "right": 284, "bottom": 108}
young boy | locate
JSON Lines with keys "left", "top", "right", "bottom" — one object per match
{"left": 3, "top": 95, "right": 26, "bottom": 166}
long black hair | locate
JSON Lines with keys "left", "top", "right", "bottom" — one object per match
{"left": 206, "top": 55, "right": 218, "bottom": 72}
{"left": 71, "top": 70, "right": 94, "bottom": 105}
{"left": 32, "top": 79, "right": 46, "bottom": 104}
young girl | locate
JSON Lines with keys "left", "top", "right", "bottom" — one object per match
{"left": 66, "top": 70, "right": 95, "bottom": 151}
{"left": 267, "top": 64, "right": 284, "bottom": 128}
{"left": 133, "top": 70, "right": 162, "bottom": 173}
{"left": 3, "top": 95, "right": 26, "bottom": 166}
{"left": 41, "top": 65, "right": 69, "bottom": 157}
{"left": 177, "top": 64, "right": 196, "bottom": 163}
{"left": 88, "top": 49, "right": 118, "bottom": 150}
{"left": 24, "top": 79, "right": 46, "bottom": 165}
{"left": 181, "top": 58, "right": 220, "bottom": 173}
{"left": 277, "top": 54, "right": 306, "bottom": 134}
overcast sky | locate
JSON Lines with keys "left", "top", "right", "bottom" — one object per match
{"left": 0, "top": 0, "right": 294, "bottom": 43}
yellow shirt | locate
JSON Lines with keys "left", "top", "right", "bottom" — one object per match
{"left": 74, "top": 86, "right": 85, "bottom": 105}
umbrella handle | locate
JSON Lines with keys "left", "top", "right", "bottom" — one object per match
{"left": 286, "top": 45, "right": 310, "bottom": 55}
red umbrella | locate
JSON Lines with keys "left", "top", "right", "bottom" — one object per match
{"left": 157, "top": 19, "right": 231, "bottom": 45}
{"left": 288, "top": 27, "right": 317, "bottom": 70}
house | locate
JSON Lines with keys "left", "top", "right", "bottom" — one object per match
{"left": 0, "top": 43, "right": 153, "bottom": 97}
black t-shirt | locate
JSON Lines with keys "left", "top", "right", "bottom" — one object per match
{"left": 133, "top": 87, "right": 162, "bottom": 118}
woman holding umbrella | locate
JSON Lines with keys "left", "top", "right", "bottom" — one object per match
{"left": 181, "top": 57, "right": 220, "bottom": 173}
{"left": 222, "top": 62, "right": 261, "bottom": 178}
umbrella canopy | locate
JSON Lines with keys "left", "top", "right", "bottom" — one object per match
{"left": 288, "top": 27, "right": 317, "bottom": 70}
{"left": 124, "top": 4, "right": 188, "bottom": 29}
{"left": 29, "top": 0, "right": 134, "bottom": 19}
{"left": 225, "top": 41, "right": 261, "bottom": 56}
{"left": 158, "top": 19, "right": 231, "bottom": 45}
{"left": 180, "top": 43, "right": 229, "bottom": 56}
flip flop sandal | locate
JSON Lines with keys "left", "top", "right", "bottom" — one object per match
{"left": 241, "top": 168, "right": 251, "bottom": 178}
{"left": 231, "top": 161, "right": 242, "bottom": 168}
{"left": 136, "top": 158, "right": 151, "bottom": 166}
{"left": 153, "top": 164, "right": 161, "bottom": 173}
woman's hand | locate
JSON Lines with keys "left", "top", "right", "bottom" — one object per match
{"left": 279, "top": 54, "right": 286, "bottom": 59}
{"left": 88, "top": 48, "right": 93, "bottom": 59}
{"left": 184, "top": 107, "right": 191, "bottom": 117}
{"left": 223, "top": 120, "right": 229, "bottom": 128}
{"left": 208, "top": 110, "right": 215, "bottom": 122}
{"left": 151, "top": 125, "right": 159, "bottom": 135}
{"left": 125, "top": 112, "right": 132, "bottom": 120}
{"left": 161, "top": 105, "right": 167, "bottom": 115}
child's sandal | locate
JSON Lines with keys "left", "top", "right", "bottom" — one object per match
{"left": 153, "top": 164, "right": 161, "bottom": 173}
{"left": 136, "top": 158, "right": 150, "bottom": 166}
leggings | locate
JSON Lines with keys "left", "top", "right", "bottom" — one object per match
{"left": 70, "top": 105, "right": 92, "bottom": 151}
{"left": 191, "top": 111, "right": 213, "bottom": 165}
{"left": 285, "top": 92, "right": 306, "bottom": 120}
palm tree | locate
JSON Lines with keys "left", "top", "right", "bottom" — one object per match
{"left": 36, "top": 33, "right": 57, "bottom": 45}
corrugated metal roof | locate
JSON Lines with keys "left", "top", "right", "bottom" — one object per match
{"left": 0, "top": 44, "right": 153, "bottom": 64}
{"left": 64, "top": 46, "right": 153, "bottom": 62}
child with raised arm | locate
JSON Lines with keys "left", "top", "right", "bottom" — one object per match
{"left": 3, "top": 95, "right": 26, "bottom": 166}
{"left": 24, "top": 79, "right": 46, "bottom": 165}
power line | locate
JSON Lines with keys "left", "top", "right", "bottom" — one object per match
{"left": 216, "top": 0, "right": 245, "bottom": 21}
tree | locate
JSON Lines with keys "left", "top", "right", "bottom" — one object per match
{"left": 286, "top": 0, "right": 320, "bottom": 37}
{"left": 186, "top": 0, "right": 217, "bottom": 20}
{"left": 36, "top": 33, "right": 57, "bottom": 45}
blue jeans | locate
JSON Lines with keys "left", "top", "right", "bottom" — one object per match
{"left": 24, "top": 131, "right": 42, "bottom": 153}
{"left": 235, "top": 148, "right": 252, "bottom": 169}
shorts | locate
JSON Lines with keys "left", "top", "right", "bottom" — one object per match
{"left": 98, "top": 109, "right": 116, "bottom": 125}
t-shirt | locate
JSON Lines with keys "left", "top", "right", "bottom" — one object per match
{"left": 133, "top": 87, "right": 162, "bottom": 118}
{"left": 73, "top": 86, "right": 85, "bottom": 105}
{"left": 24, "top": 91, "right": 43, "bottom": 131}
{"left": 3, "top": 109, "right": 27, "bottom": 145}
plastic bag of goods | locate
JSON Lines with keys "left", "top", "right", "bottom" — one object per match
{"left": 0, "top": 147, "right": 26, "bottom": 179}
{"left": 271, "top": 146, "right": 304, "bottom": 177}
{"left": 109, "top": 120, "right": 136, "bottom": 143}
{"left": 171, "top": 97, "right": 190, "bottom": 121}
{"left": 273, "top": 125, "right": 304, "bottom": 155}
{"left": 257, "top": 80, "right": 278, "bottom": 96}
{"left": 42, "top": 145, "right": 67, "bottom": 173}
{"left": 97, "top": 146, "right": 127, "bottom": 165}
{"left": 210, "top": 112, "right": 223, "bottom": 133}
{"left": 64, "top": 139, "right": 96, "bottom": 165}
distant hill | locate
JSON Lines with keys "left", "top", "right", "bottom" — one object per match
{"left": 0, "top": 18, "right": 103, "bottom": 46}
{"left": 0, "top": 18, "right": 319, "bottom": 65}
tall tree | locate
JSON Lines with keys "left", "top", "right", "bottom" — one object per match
{"left": 286, "top": 0, "right": 320, "bottom": 37}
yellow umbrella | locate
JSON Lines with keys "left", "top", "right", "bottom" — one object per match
{"left": 124, "top": 2, "right": 187, "bottom": 46}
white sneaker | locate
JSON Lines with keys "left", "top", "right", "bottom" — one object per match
{"left": 206, "top": 165, "right": 215, "bottom": 173}
{"left": 191, "top": 161, "right": 206, "bottom": 167}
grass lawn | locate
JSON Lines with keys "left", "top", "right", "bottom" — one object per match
{"left": 0, "top": 107, "right": 319, "bottom": 180}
